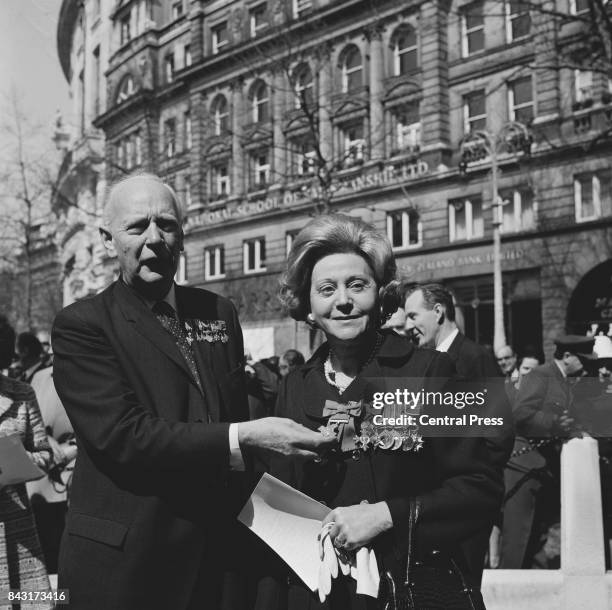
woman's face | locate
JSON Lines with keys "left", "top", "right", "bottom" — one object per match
{"left": 309, "top": 252, "right": 378, "bottom": 342}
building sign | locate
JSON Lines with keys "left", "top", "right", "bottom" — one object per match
{"left": 185, "top": 159, "right": 429, "bottom": 229}
{"left": 399, "top": 248, "right": 525, "bottom": 275}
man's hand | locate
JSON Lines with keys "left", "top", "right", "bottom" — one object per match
{"left": 322, "top": 501, "right": 393, "bottom": 551}
{"left": 238, "top": 417, "right": 337, "bottom": 460}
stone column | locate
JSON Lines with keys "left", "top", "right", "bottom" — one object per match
{"left": 272, "top": 70, "right": 286, "bottom": 185}
{"left": 188, "top": 1, "right": 205, "bottom": 63}
{"left": 317, "top": 47, "right": 333, "bottom": 164}
{"left": 231, "top": 79, "right": 245, "bottom": 197}
{"left": 368, "top": 27, "right": 385, "bottom": 162}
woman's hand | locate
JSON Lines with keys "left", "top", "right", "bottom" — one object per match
{"left": 322, "top": 501, "right": 393, "bottom": 551}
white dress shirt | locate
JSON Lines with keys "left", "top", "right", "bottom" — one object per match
{"left": 436, "top": 328, "right": 459, "bottom": 353}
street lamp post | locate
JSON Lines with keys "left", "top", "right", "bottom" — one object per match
{"left": 459, "top": 122, "right": 532, "bottom": 352}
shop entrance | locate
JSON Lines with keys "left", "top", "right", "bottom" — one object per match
{"left": 566, "top": 258, "right": 612, "bottom": 336}
{"left": 447, "top": 270, "right": 542, "bottom": 356}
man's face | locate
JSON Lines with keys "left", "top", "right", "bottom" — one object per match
{"left": 403, "top": 290, "right": 440, "bottom": 348}
{"left": 102, "top": 178, "right": 183, "bottom": 300}
{"left": 496, "top": 346, "right": 517, "bottom": 375}
{"left": 519, "top": 356, "right": 539, "bottom": 375}
{"left": 279, "top": 356, "right": 290, "bottom": 377}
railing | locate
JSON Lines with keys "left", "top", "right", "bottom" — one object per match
{"left": 482, "top": 437, "right": 612, "bottom": 609}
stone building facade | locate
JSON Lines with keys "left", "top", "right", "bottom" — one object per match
{"left": 59, "top": 0, "right": 612, "bottom": 358}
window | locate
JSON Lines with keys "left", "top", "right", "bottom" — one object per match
{"left": 341, "top": 46, "right": 363, "bottom": 93}
{"left": 449, "top": 197, "right": 484, "bottom": 241}
{"left": 116, "top": 75, "right": 135, "bottom": 103}
{"left": 499, "top": 188, "right": 535, "bottom": 232}
{"left": 342, "top": 122, "right": 365, "bottom": 166}
{"left": 184, "top": 111, "right": 192, "bottom": 150}
{"left": 175, "top": 253, "right": 187, "bottom": 284}
{"left": 286, "top": 230, "right": 300, "bottom": 256}
{"left": 244, "top": 238, "right": 266, "bottom": 273}
{"left": 461, "top": 2, "right": 484, "bottom": 57}
{"left": 464, "top": 90, "right": 486, "bottom": 133}
{"left": 505, "top": 0, "right": 530, "bottom": 42}
{"left": 165, "top": 53, "right": 175, "bottom": 83}
{"left": 164, "top": 118, "right": 176, "bottom": 157}
{"left": 205, "top": 245, "right": 225, "bottom": 279}
{"left": 293, "top": 65, "right": 314, "bottom": 109}
{"left": 212, "top": 163, "right": 230, "bottom": 197}
{"left": 509, "top": 76, "right": 533, "bottom": 123}
{"left": 212, "top": 22, "right": 228, "bottom": 54}
{"left": 293, "top": 0, "right": 312, "bottom": 18}
{"left": 393, "top": 26, "right": 418, "bottom": 75}
{"left": 184, "top": 44, "right": 192, "bottom": 67}
{"left": 249, "top": 3, "right": 267, "bottom": 37}
{"left": 575, "top": 69, "right": 594, "bottom": 103}
{"left": 115, "top": 141, "right": 125, "bottom": 168}
{"left": 120, "top": 13, "right": 131, "bottom": 45}
{"left": 395, "top": 106, "right": 421, "bottom": 152}
{"left": 570, "top": 0, "right": 589, "bottom": 14}
{"left": 251, "top": 81, "right": 269, "bottom": 122}
{"left": 184, "top": 175, "right": 192, "bottom": 208}
{"left": 252, "top": 152, "right": 270, "bottom": 187}
{"left": 296, "top": 140, "right": 317, "bottom": 175}
{"left": 574, "top": 173, "right": 606, "bottom": 221}
{"left": 172, "top": 1, "right": 183, "bottom": 20}
{"left": 386, "top": 210, "right": 422, "bottom": 249}
{"left": 212, "top": 95, "right": 229, "bottom": 135}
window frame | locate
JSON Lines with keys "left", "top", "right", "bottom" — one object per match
{"left": 505, "top": 0, "right": 531, "bottom": 43}
{"left": 212, "top": 21, "right": 229, "bottom": 54}
{"left": 386, "top": 210, "right": 423, "bottom": 250}
{"left": 249, "top": 3, "right": 268, "bottom": 37}
{"left": 293, "top": 0, "right": 313, "bottom": 19}
{"left": 574, "top": 173, "right": 603, "bottom": 222}
{"left": 463, "top": 90, "right": 487, "bottom": 134}
{"left": 251, "top": 81, "right": 269, "bottom": 123}
{"left": 243, "top": 238, "right": 266, "bottom": 274}
{"left": 184, "top": 111, "right": 192, "bottom": 150}
{"left": 341, "top": 46, "right": 363, "bottom": 94}
{"left": 293, "top": 65, "right": 314, "bottom": 110}
{"left": 461, "top": 2, "right": 485, "bottom": 58}
{"left": 175, "top": 252, "right": 187, "bottom": 284}
{"left": 449, "top": 196, "right": 484, "bottom": 242}
{"left": 212, "top": 96, "right": 229, "bottom": 136}
{"left": 508, "top": 76, "right": 534, "bottom": 123}
{"left": 212, "top": 162, "right": 231, "bottom": 197}
{"left": 252, "top": 151, "right": 270, "bottom": 187}
{"left": 393, "top": 27, "right": 418, "bottom": 76}
{"left": 204, "top": 245, "right": 226, "bottom": 280}
{"left": 165, "top": 53, "right": 175, "bottom": 83}
{"left": 498, "top": 188, "right": 536, "bottom": 233}
{"left": 164, "top": 118, "right": 177, "bottom": 158}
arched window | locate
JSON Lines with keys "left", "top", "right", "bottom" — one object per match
{"left": 116, "top": 75, "right": 135, "bottom": 103}
{"left": 393, "top": 26, "right": 418, "bottom": 75}
{"left": 293, "top": 64, "right": 314, "bottom": 109}
{"left": 250, "top": 80, "right": 269, "bottom": 123}
{"left": 341, "top": 45, "right": 362, "bottom": 93}
{"left": 211, "top": 95, "right": 229, "bottom": 135}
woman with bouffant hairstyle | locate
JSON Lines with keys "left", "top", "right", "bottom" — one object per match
{"left": 279, "top": 214, "right": 397, "bottom": 324}
{"left": 257, "top": 214, "right": 501, "bottom": 609}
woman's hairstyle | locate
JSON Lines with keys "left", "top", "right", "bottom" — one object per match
{"left": 279, "top": 214, "right": 396, "bottom": 321}
{"left": 0, "top": 315, "right": 16, "bottom": 370}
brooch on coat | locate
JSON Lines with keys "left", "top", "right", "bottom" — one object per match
{"left": 319, "top": 399, "right": 424, "bottom": 459}
{"left": 182, "top": 319, "right": 229, "bottom": 345}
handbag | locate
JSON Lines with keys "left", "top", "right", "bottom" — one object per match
{"left": 380, "top": 498, "right": 485, "bottom": 610}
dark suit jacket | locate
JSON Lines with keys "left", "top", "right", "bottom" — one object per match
{"left": 513, "top": 361, "right": 571, "bottom": 438}
{"left": 446, "top": 332, "right": 514, "bottom": 584}
{"left": 52, "top": 281, "right": 249, "bottom": 610}
{"left": 258, "top": 332, "right": 503, "bottom": 608}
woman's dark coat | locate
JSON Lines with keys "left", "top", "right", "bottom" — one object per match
{"left": 256, "top": 331, "right": 504, "bottom": 609}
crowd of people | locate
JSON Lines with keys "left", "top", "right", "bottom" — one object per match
{"left": 0, "top": 172, "right": 611, "bottom": 609}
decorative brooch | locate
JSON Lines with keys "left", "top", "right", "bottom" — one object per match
{"left": 354, "top": 418, "right": 424, "bottom": 454}
{"left": 183, "top": 319, "right": 229, "bottom": 345}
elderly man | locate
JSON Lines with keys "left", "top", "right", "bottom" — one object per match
{"left": 402, "top": 282, "right": 513, "bottom": 581}
{"left": 52, "top": 174, "right": 333, "bottom": 610}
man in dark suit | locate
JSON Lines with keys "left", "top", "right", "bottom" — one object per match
{"left": 52, "top": 174, "right": 333, "bottom": 610}
{"left": 501, "top": 335, "right": 595, "bottom": 568}
{"left": 402, "top": 282, "right": 513, "bottom": 582}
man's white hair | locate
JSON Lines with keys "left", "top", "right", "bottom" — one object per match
{"left": 102, "top": 172, "right": 184, "bottom": 228}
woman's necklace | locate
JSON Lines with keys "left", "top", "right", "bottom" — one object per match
{"left": 324, "top": 333, "right": 382, "bottom": 394}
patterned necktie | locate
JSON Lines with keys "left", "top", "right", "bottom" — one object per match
{"left": 153, "top": 301, "right": 202, "bottom": 390}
